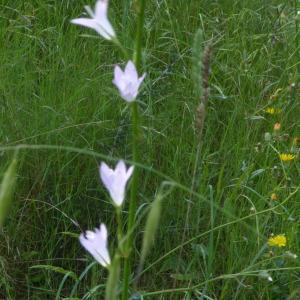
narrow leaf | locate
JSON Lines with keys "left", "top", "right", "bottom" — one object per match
{"left": 0, "top": 157, "right": 18, "bottom": 227}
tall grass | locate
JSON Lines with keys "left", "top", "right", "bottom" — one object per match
{"left": 0, "top": 0, "right": 299, "bottom": 299}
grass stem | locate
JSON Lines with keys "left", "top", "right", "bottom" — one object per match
{"left": 122, "top": 1, "right": 146, "bottom": 299}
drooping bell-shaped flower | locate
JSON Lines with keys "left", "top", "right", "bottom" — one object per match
{"left": 71, "top": 0, "right": 116, "bottom": 40}
{"left": 100, "top": 160, "right": 134, "bottom": 207}
{"left": 79, "top": 223, "right": 111, "bottom": 268}
{"left": 113, "top": 61, "right": 146, "bottom": 102}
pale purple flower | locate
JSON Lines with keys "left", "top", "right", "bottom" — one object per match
{"left": 100, "top": 160, "right": 134, "bottom": 206}
{"left": 79, "top": 223, "right": 111, "bottom": 267}
{"left": 71, "top": 0, "right": 116, "bottom": 40}
{"left": 113, "top": 61, "right": 146, "bottom": 102}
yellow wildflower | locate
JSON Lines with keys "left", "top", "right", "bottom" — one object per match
{"left": 265, "top": 107, "right": 275, "bottom": 114}
{"left": 279, "top": 153, "right": 295, "bottom": 162}
{"left": 268, "top": 235, "right": 286, "bottom": 247}
{"left": 265, "top": 107, "right": 281, "bottom": 115}
{"left": 271, "top": 193, "right": 278, "bottom": 201}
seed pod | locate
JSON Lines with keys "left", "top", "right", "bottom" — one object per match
{"left": 140, "top": 193, "right": 163, "bottom": 267}
{"left": 0, "top": 157, "right": 18, "bottom": 227}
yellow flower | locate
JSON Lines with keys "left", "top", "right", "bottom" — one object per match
{"left": 279, "top": 153, "right": 295, "bottom": 162}
{"left": 271, "top": 193, "right": 278, "bottom": 201}
{"left": 265, "top": 107, "right": 275, "bottom": 114}
{"left": 265, "top": 107, "right": 281, "bottom": 115}
{"left": 268, "top": 235, "right": 286, "bottom": 247}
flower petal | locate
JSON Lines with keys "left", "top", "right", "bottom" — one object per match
{"left": 98, "top": 17, "right": 116, "bottom": 39}
{"left": 95, "top": 0, "right": 108, "bottom": 18}
{"left": 116, "top": 160, "right": 127, "bottom": 176}
{"left": 100, "top": 223, "right": 108, "bottom": 241}
{"left": 113, "top": 65, "right": 125, "bottom": 90}
{"left": 71, "top": 18, "right": 98, "bottom": 30}
{"left": 122, "top": 82, "right": 137, "bottom": 101}
{"left": 120, "top": 91, "right": 135, "bottom": 102}
{"left": 125, "top": 61, "right": 138, "bottom": 82}
{"left": 126, "top": 165, "right": 134, "bottom": 181}
{"left": 138, "top": 73, "right": 146, "bottom": 87}
{"left": 100, "top": 162, "right": 114, "bottom": 191}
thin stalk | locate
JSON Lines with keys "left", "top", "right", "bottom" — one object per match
{"left": 295, "top": 0, "right": 299, "bottom": 49}
{"left": 141, "top": 267, "right": 300, "bottom": 297}
{"left": 113, "top": 38, "right": 130, "bottom": 60}
{"left": 122, "top": 1, "right": 146, "bottom": 299}
{"left": 126, "top": 102, "right": 140, "bottom": 249}
{"left": 294, "top": 0, "right": 299, "bottom": 75}
{"left": 105, "top": 255, "right": 121, "bottom": 300}
{"left": 116, "top": 208, "right": 123, "bottom": 246}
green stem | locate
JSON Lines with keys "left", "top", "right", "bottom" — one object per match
{"left": 295, "top": 0, "right": 299, "bottom": 74}
{"left": 133, "top": 0, "right": 146, "bottom": 69}
{"left": 113, "top": 38, "right": 130, "bottom": 60}
{"left": 116, "top": 208, "right": 123, "bottom": 246}
{"left": 122, "top": 1, "right": 146, "bottom": 299}
{"left": 105, "top": 255, "right": 121, "bottom": 300}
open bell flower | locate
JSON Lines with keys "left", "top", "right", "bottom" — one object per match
{"left": 71, "top": 0, "right": 116, "bottom": 40}
{"left": 113, "top": 60, "right": 146, "bottom": 102}
{"left": 79, "top": 223, "right": 111, "bottom": 268}
{"left": 100, "top": 160, "right": 134, "bottom": 207}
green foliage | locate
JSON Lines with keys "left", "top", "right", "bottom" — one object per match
{"left": 0, "top": 0, "right": 299, "bottom": 299}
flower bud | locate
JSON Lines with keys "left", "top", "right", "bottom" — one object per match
{"left": 0, "top": 157, "right": 18, "bottom": 227}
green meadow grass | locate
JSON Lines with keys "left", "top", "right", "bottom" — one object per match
{"left": 1, "top": 0, "right": 300, "bottom": 299}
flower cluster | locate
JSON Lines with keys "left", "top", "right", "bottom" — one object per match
{"left": 71, "top": 0, "right": 146, "bottom": 104}
{"left": 265, "top": 107, "right": 281, "bottom": 115}
{"left": 71, "top": 0, "right": 146, "bottom": 268}
{"left": 79, "top": 160, "right": 134, "bottom": 268}
{"left": 263, "top": 85, "right": 298, "bottom": 251}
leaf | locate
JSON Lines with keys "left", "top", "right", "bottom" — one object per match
{"left": 0, "top": 157, "right": 18, "bottom": 227}
{"left": 30, "top": 265, "right": 78, "bottom": 281}
{"left": 192, "top": 243, "right": 208, "bottom": 257}
{"left": 170, "top": 273, "right": 197, "bottom": 281}
{"left": 247, "top": 115, "right": 265, "bottom": 120}
{"left": 60, "top": 231, "right": 79, "bottom": 238}
{"left": 250, "top": 168, "right": 265, "bottom": 179}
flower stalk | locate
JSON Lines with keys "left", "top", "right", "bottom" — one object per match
{"left": 122, "top": 1, "right": 146, "bottom": 298}
{"left": 105, "top": 255, "right": 121, "bottom": 300}
{"left": 116, "top": 208, "right": 123, "bottom": 245}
